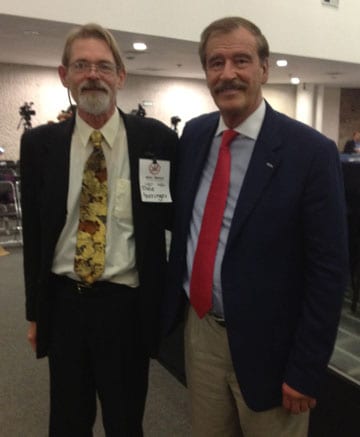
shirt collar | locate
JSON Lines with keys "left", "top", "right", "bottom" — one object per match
{"left": 75, "top": 109, "right": 122, "bottom": 149}
{"left": 216, "top": 99, "right": 266, "bottom": 141}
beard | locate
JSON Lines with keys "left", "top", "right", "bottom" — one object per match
{"left": 77, "top": 80, "right": 112, "bottom": 115}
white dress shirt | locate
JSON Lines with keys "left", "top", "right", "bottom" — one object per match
{"left": 184, "top": 100, "right": 266, "bottom": 316}
{"left": 52, "top": 110, "right": 139, "bottom": 287}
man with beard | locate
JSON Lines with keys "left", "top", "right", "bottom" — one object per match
{"left": 163, "top": 16, "right": 348, "bottom": 436}
{"left": 20, "top": 23, "right": 177, "bottom": 436}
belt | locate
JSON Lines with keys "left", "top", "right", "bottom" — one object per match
{"left": 208, "top": 312, "right": 226, "bottom": 327}
{"left": 50, "top": 273, "right": 136, "bottom": 296}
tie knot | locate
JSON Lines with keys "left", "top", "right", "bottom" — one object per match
{"left": 221, "top": 129, "right": 238, "bottom": 148}
{"left": 90, "top": 130, "right": 103, "bottom": 148}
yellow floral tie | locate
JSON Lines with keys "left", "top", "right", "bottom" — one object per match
{"left": 74, "top": 130, "right": 107, "bottom": 284}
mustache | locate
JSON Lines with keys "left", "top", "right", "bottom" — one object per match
{"left": 214, "top": 80, "right": 247, "bottom": 94}
{"left": 79, "top": 80, "right": 109, "bottom": 93}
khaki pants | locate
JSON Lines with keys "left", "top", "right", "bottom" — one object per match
{"left": 184, "top": 306, "right": 309, "bottom": 437}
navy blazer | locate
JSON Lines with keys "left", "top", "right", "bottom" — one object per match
{"left": 343, "top": 139, "right": 357, "bottom": 154}
{"left": 20, "top": 109, "right": 178, "bottom": 358}
{"left": 164, "top": 102, "right": 348, "bottom": 411}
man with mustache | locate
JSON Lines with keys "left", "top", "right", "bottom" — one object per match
{"left": 20, "top": 23, "right": 177, "bottom": 436}
{"left": 163, "top": 16, "right": 348, "bottom": 436}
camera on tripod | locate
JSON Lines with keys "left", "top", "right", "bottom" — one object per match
{"left": 171, "top": 115, "right": 181, "bottom": 133}
{"left": 18, "top": 102, "right": 36, "bottom": 131}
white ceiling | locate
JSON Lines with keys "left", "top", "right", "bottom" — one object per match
{"left": 1, "top": 13, "right": 360, "bottom": 88}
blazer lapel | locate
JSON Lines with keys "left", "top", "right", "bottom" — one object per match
{"left": 121, "top": 111, "right": 154, "bottom": 272}
{"left": 227, "top": 105, "right": 283, "bottom": 243}
{"left": 180, "top": 114, "right": 219, "bottom": 225}
{"left": 44, "top": 118, "right": 73, "bottom": 214}
{"left": 120, "top": 111, "right": 141, "bottom": 201}
{"left": 39, "top": 118, "right": 73, "bottom": 263}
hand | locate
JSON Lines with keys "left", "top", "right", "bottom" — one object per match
{"left": 282, "top": 382, "right": 317, "bottom": 414}
{"left": 27, "top": 321, "right": 37, "bottom": 352}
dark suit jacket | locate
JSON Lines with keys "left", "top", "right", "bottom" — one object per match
{"left": 343, "top": 139, "right": 357, "bottom": 154}
{"left": 20, "top": 109, "right": 178, "bottom": 358}
{"left": 163, "top": 102, "right": 348, "bottom": 411}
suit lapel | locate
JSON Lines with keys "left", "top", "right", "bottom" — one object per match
{"left": 121, "top": 111, "right": 141, "bottom": 201}
{"left": 40, "top": 118, "right": 73, "bottom": 262}
{"left": 121, "top": 111, "right": 151, "bottom": 272}
{"left": 180, "top": 114, "right": 219, "bottom": 227}
{"left": 43, "top": 118, "right": 73, "bottom": 215}
{"left": 227, "top": 104, "right": 283, "bottom": 243}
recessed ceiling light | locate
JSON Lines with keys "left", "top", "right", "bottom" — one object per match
{"left": 133, "top": 42, "right": 147, "bottom": 51}
{"left": 276, "top": 59, "right": 288, "bottom": 67}
{"left": 290, "top": 77, "right": 300, "bottom": 85}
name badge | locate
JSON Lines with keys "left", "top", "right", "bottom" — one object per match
{"left": 139, "top": 159, "right": 172, "bottom": 203}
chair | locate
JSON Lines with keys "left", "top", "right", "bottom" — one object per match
{"left": 0, "top": 179, "right": 23, "bottom": 246}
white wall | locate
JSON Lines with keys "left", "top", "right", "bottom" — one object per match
{"left": 0, "top": 63, "right": 216, "bottom": 161}
{"left": 263, "top": 84, "right": 296, "bottom": 119}
{"left": 2, "top": 0, "right": 360, "bottom": 64}
{"left": 322, "top": 87, "right": 341, "bottom": 145}
{"left": 0, "top": 63, "right": 303, "bottom": 161}
{"left": 0, "top": 64, "right": 70, "bottom": 161}
{"left": 296, "top": 84, "right": 316, "bottom": 126}
{"left": 118, "top": 75, "right": 216, "bottom": 132}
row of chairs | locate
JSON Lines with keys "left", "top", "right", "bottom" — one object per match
{"left": 0, "top": 162, "right": 22, "bottom": 246}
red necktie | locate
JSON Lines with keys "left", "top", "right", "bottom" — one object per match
{"left": 190, "top": 129, "right": 238, "bottom": 318}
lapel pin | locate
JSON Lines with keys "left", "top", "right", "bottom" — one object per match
{"left": 266, "top": 162, "right": 274, "bottom": 169}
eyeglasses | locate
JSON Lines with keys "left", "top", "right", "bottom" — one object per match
{"left": 69, "top": 60, "right": 118, "bottom": 75}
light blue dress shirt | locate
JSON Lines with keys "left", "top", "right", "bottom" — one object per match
{"left": 184, "top": 100, "right": 266, "bottom": 317}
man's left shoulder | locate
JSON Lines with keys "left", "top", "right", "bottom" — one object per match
{"left": 274, "top": 109, "right": 332, "bottom": 145}
{"left": 265, "top": 111, "right": 337, "bottom": 162}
